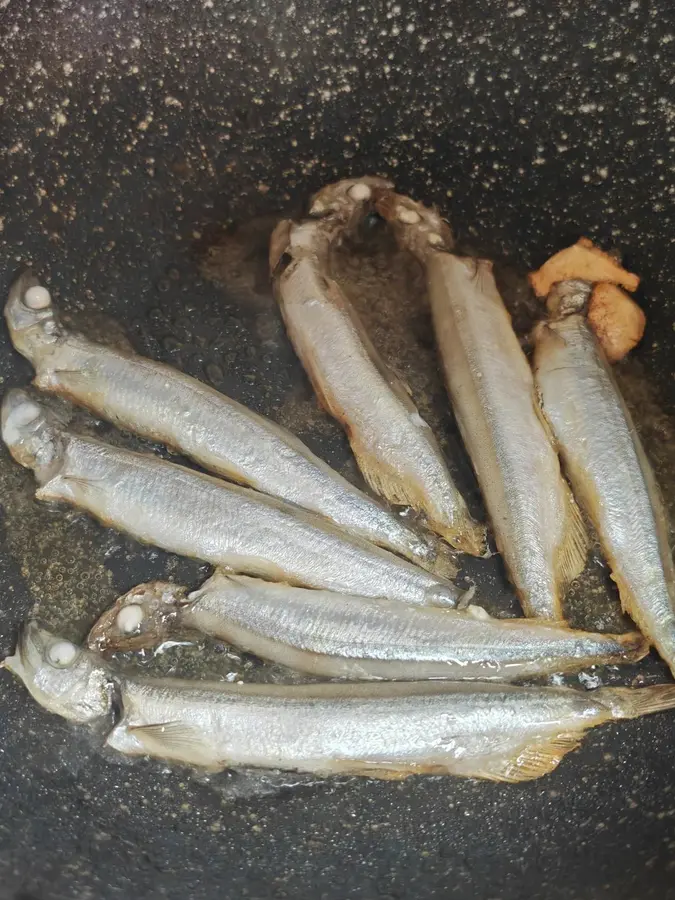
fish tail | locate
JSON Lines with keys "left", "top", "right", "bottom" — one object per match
{"left": 613, "top": 630, "right": 650, "bottom": 663}
{"left": 423, "top": 536, "right": 459, "bottom": 580}
{"left": 599, "top": 685, "right": 675, "bottom": 720}
{"left": 436, "top": 518, "right": 488, "bottom": 558}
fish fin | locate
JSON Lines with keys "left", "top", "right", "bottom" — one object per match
{"left": 532, "top": 385, "right": 559, "bottom": 447}
{"left": 556, "top": 490, "right": 589, "bottom": 589}
{"left": 433, "top": 519, "right": 487, "bottom": 558}
{"left": 349, "top": 440, "right": 485, "bottom": 555}
{"left": 614, "top": 630, "right": 649, "bottom": 662}
{"left": 532, "top": 389, "right": 589, "bottom": 587}
{"left": 349, "top": 440, "right": 422, "bottom": 509}
{"left": 612, "top": 571, "right": 637, "bottom": 619}
{"left": 611, "top": 570, "right": 656, "bottom": 642}
{"left": 327, "top": 759, "right": 447, "bottom": 779}
{"left": 463, "top": 732, "right": 583, "bottom": 783}
{"left": 37, "top": 474, "right": 104, "bottom": 501}
{"left": 425, "top": 538, "right": 460, "bottom": 580}
{"left": 126, "top": 721, "right": 224, "bottom": 770}
{"left": 598, "top": 686, "right": 675, "bottom": 720}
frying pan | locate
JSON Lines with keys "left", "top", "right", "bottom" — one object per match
{"left": 2, "top": 1, "right": 675, "bottom": 898}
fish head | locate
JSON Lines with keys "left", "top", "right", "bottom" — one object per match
{"left": 309, "top": 176, "right": 394, "bottom": 219}
{"left": 1, "top": 622, "right": 113, "bottom": 723}
{"left": 546, "top": 279, "right": 592, "bottom": 319}
{"left": 87, "top": 581, "right": 188, "bottom": 654}
{"left": 5, "top": 270, "right": 62, "bottom": 362}
{"left": 1, "top": 388, "right": 66, "bottom": 480}
{"left": 374, "top": 191, "right": 454, "bottom": 257}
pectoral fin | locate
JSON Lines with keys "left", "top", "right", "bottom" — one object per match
{"left": 123, "top": 721, "right": 224, "bottom": 770}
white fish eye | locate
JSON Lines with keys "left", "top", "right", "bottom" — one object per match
{"left": 23, "top": 285, "right": 52, "bottom": 310}
{"left": 48, "top": 640, "right": 78, "bottom": 668}
{"left": 348, "top": 183, "right": 372, "bottom": 202}
{"left": 116, "top": 604, "right": 145, "bottom": 634}
{"left": 11, "top": 401, "right": 42, "bottom": 428}
{"left": 397, "top": 206, "right": 420, "bottom": 224}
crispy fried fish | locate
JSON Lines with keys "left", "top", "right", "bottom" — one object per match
{"left": 88, "top": 571, "right": 646, "bottom": 681}
{"left": 1, "top": 389, "right": 463, "bottom": 607}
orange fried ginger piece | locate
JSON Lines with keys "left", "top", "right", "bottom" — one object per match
{"left": 530, "top": 238, "right": 644, "bottom": 361}
{"left": 587, "top": 283, "right": 646, "bottom": 363}
{"left": 529, "top": 237, "right": 639, "bottom": 298}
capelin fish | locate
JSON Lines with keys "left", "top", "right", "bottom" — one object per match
{"left": 270, "top": 177, "right": 486, "bottom": 556}
{"left": 533, "top": 280, "right": 675, "bottom": 676}
{"left": 87, "top": 571, "right": 647, "bottom": 681}
{"left": 5, "top": 622, "right": 675, "bottom": 781}
{"left": 378, "top": 191, "right": 588, "bottom": 620}
{"left": 3, "top": 271, "right": 446, "bottom": 574}
{"left": 1, "top": 389, "right": 463, "bottom": 607}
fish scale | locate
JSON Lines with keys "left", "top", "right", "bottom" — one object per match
{"left": 1, "top": 388, "right": 464, "bottom": 608}
{"left": 4, "top": 269, "right": 442, "bottom": 572}
{"left": 86, "top": 571, "right": 647, "bottom": 682}
{"left": 5, "top": 622, "right": 675, "bottom": 783}
{"left": 533, "top": 296, "right": 675, "bottom": 676}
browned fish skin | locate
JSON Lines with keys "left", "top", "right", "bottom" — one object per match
{"left": 271, "top": 178, "right": 485, "bottom": 556}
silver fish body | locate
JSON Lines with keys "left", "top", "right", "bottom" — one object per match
{"left": 533, "top": 304, "right": 675, "bottom": 675}
{"left": 4, "top": 271, "right": 438, "bottom": 570}
{"left": 379, "top": 194, "right": 587, "bottom": 619}
{"left": 1, "top": 389, "right": 462, "bottom": 607}
{"left": 271, "top": 179, "right": 485, "bottom": 556}
{"left": 6, "top": 624, "right": 675, "bottom": 782}
{"left": 88, "top": 572, "right": 646, "bottom": 681}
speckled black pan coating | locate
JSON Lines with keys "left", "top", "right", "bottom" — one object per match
{"left": 1, "top": 2, "right": 675, "bottom": 899}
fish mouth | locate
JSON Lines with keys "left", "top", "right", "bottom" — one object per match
{"left": 0, "top": 389, "right": 49, "bottom": 470}
{"left": 1, "top": 621, "right": 40, "bottom": 677}
{"left": 18, "top": 620, "right": 45, "bottom": 667}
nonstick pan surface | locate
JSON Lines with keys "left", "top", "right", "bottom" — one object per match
{"left": 1, "top": 2, "right": 675, "bottom": 899}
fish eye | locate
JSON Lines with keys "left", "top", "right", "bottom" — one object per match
{"left": 23, "top": 285, "right": 52, "bottom": 310}
{"left": 47, "top": 640, "right": 79, "bottom": 668}
{"left": 11, "top": 401, "right": 42, "bottom": 428}
{"left": 348, "top": 182, "right": 372, "bottom": 202}
{"left": 116, "top": 604, "right": 145, "bottom": 634}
